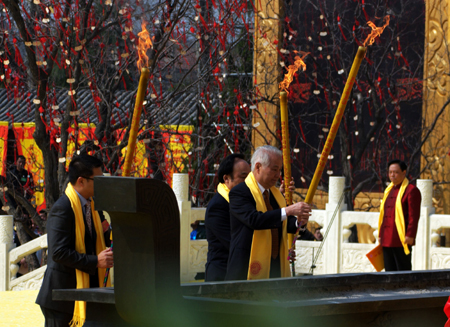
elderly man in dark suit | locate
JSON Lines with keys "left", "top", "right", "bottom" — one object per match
{"left": 226, "top": 145, "right": 311, "bottom": 281}
{"left": 205, "top": 154, "right": 251, "bottom": 281}
{"left": 378, "top": 159, "right": 421, "bottom": 271}
{"left": 36, "top": 155, "right": 113, "bottom": 327}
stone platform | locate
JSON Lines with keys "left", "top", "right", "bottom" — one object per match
{"left": 54, "top": 270, "right": 449, "bottom": 327}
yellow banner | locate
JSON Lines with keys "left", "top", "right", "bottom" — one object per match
{"left": 115, "top": 129, "right": 148, "bottom": 177}
{"left": 65, "top": 123, "right": 96, "bottom": 169}
{"left": 13, "top": 123, "right": 45, "bottom": 209}
{"left": 0, "top": 122, "right": 8, "bottom": 177}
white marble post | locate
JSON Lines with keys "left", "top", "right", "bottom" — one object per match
{"left": 0, "top": 215, "right": 14, "bottom": 291}
{"left": 417, "top": 179, "right": 433, "bottom": 208}
{"left": 414, "top": 179, "right": 434, "bottom": 270}
{"left": 325, "top": 177, "right": 346, "bottom": 274}
{"left": 173, "top": 173, "right": 191, "bottom": 282}
{"left": 173, "top": 173, "right": 189, "bottom": 202}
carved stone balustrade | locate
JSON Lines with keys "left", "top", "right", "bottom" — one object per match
{"left": 0, "top": 214, "right": 48, "bottom": 291}
{"left": 174, "top": 175, "right": 443, "bottom": 280}
{"left": 0, "top": 215, "right": 13, "bottom": 291}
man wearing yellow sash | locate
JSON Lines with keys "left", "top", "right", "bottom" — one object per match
{"left": 378, "top": 160, "right": 421, "bottom": 271}
{"left": 226, "top": 146, "right": 311, "bottom": 280}
{"left": 36, "top": 155, "right": 113, "bottom": 327}
{"left": 205, "top": 154, "right": 251, "bottom": 281}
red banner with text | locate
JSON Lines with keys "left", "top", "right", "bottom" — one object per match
{"left": 0, "top": 122, "right": 8, "bottom": 177}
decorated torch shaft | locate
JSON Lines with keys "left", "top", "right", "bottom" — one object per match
{"left": 304, "top": 46, "right": 366, "bottom": 204}
{"left": 280, "top": 91, "right": 292, "bottom": 206}
{"left": 288, "top": 46, "right": 367, "bottom": 276}
{"left": 280, "top": 91, "right": 297, "bottom": 275}
{"left": 122, "top": 67, "right": 150, "bottom": 177}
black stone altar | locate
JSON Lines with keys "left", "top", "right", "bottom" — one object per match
{"left": 53, "top": 177, "right": 450, "bottom": 327}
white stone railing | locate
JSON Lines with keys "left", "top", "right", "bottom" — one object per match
{"left": 0, "top": 175, "right": 446, "bottom": 288}
{"left": 173, "top": 174, "right": 447, "bottom": 282}
{"left": 0, "top": 215, "right": 48, "bottom": 291}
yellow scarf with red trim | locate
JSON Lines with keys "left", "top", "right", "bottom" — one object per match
{"left": 217, "top": 183, "right": 230, "bottom": 203}
{"left": 65, "top": 183, "right": 111, "bottom": 327}
{"left": 378, "top": 178, "right": 410, "bottom": 255}
{"left": 245, "top": 172, "right": 290, "bottom": 280}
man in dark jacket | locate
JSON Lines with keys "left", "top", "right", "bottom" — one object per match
{"left": 36, "top": 155, "right": 113, "bottom": 326}
{"left": 7, "top": 155, "right": 34, "bottom": 203}
{"left": 226, "top": 146, "right": 311, "bottom": 281}
{"left": 205, "top": 154, "right": 250, "bottom": 281}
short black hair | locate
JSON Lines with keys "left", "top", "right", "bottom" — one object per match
{"left": 388, "top": 159, "right": 407, "bottom": 172}
{"left": 68, "top": 154, "right": 103, "bottom": 185}
{"left": 17, "top": 155, "right": 26, "bottom": 162}
{"left": 218, "top": 153, "right": 246, "bottom": 183}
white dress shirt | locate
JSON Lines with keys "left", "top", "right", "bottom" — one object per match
{"left": 75, "top": 190, "right": 90, "bottom": 216}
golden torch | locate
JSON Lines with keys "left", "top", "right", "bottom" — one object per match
{"left": 122, "top": 22, "right": 152, "bottom": 177}
{"left": 302, "top": 47, "right": 366, "bottom": 204}
{"left": 279, "top": 52, "right": 308, "bottom": 205}
{"left": 104, "top": 22, "right": 153, "bottom": 287}
{"left": 288, "top": 16, "right": 390, "bottom": 276}
{"left": 279, "top": 52, "right": 308, "bottom": 276}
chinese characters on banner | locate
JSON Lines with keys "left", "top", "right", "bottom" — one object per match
{"left": 12, "top": 123, "right": 45, "bottom": 210}
{"left": 160, "top": 125, "right": 193, "bottom": 187}
{"left": 0, "top": 122, "right": 8, "bottom": 177}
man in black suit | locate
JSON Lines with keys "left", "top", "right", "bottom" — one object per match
{"left": 36, "top": 155, "right": 113, "bottom": 327}
{"left": 205, "top": 154, "right": 251, "bottom": 281}
{"left": 226, "top": 145, "right": 311, "bottom": 281}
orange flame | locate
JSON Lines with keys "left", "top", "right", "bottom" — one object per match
{"left": 279, "top": 51, "right": 309, "bottom": 93}
{"left": 137, "top": 21, "right": 153, "bottom": 70}
{"left": 363, "top": 15, "right": 390, "bottom": 47}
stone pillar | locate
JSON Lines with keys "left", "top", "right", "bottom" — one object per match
{"left": 417, "top": 179, "right": 434, "bottom": 208}
{"left": 422, "top": 0, "right": 450, "bottom": 214}
{"left": 0, "top": 215, "right": 14, "bottom": 291}
{"left": 324, "top": 177, "right": 346, "bottom": 274}
{"left": 252, "top": 0, "right": 283, "bottom": 148}
{"left": 173, "top": 173, "right": 191, "bottom": 282}
{"left": 415, "top": 179, "right": 434, "bottom": 269}
{"left": 173, "top": 173, "right": 189, "bottom": 202}
{"left": 328, "top": 177, "right": 346, "bottom": 205}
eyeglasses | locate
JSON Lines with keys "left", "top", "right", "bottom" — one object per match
{"left": 81, "top": 176, "right": 94, "bottom": 181}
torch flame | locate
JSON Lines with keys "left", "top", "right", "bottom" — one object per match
{"left": 363, "top": 15, "right": 390, "bottom": 47}
{"left": 279, "top": 51, "right": 309, "bottom": 93}
{"left": 137, "top": 21, "right": 153, "bottom": 70}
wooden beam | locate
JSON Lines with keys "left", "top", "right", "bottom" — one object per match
{"left": 422, "top": 0, "right": 450, "bottom": 213}
{"left": 252, "top": 0, "right": 283, "bottom": 149}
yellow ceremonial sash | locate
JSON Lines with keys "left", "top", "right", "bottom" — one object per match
{"left": 378, "top": 178, "right": 410, "bottom": 255}
{"left": 217, "top": 183, "right": 230, "bottom": 203}
{"left": 65, "top": 183, "right": 111, "bottom": 327}
{"left": 245, "top": 172, "right": 290, "bottom": 280}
